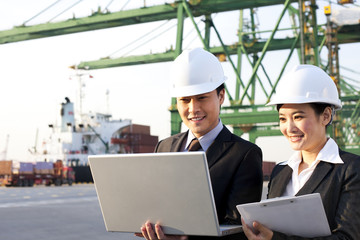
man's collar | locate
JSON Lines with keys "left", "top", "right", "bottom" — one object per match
{"left": 186, "top": 119, "right": 223, "bottom": 152}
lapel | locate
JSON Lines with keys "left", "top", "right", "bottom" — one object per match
{"left": 170, "top": 131, "right": 188, "bottom": 152}
{"left": 269, "top": 165, "right": 292, "bottom": 198}
{"left": 296, "top": 161, "right": 333, "bottom": 196}
{"left": 205, "top": 126, "right": 233, "bottom": 168}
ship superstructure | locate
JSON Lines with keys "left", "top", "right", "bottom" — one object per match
{"left": 40, "top": 97, "right": 158, "bottom": 169}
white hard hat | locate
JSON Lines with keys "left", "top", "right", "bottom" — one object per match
{"left": 267, "top": 64, "right": 342, "bottom": 110}
{"left": 170, "top": 48, "right": 227, "bottom": 97}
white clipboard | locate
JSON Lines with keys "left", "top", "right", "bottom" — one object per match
{"left": 236, "top": 193, "right": 331, "bottom": 238}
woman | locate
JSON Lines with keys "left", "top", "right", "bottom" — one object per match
{"left": 242, "top": 64, "right": 360, "bottom": 240}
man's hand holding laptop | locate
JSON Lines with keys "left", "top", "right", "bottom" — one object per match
{"left": 135, "top": 221, "right": 188, "bottom": 240}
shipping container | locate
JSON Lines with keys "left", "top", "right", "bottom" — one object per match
{"left": 0, "top": 160, "right": 12, "bottom": 186}
{"left": 121, "top": 124, "right": 151, "bottom": 135}
{"left": 0, "top": 160, "right": 12, "bottom": 175}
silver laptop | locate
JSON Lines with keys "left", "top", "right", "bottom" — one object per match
{"left": 88, "top": 151, "right": 242, "bottom": 236}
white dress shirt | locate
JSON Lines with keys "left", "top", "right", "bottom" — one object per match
{"left": 281, "top": 138, "right": 344, "bottom": 196}
{"left": 184, "top": 119, "right": 223, "bottom": 152}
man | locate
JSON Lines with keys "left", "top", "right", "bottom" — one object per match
{"left": 140, "top": 48, "right": 263, "bottom": 240}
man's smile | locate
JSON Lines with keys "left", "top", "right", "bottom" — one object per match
{"left": 188, "top": 116, "right": 206, "bottom": 122}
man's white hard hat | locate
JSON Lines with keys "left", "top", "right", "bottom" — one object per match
{"left": 267, "top": 64, "right": 342, "bottom": 110}
{"left": 170, "top": 48, "right": 227, "bottom": 97}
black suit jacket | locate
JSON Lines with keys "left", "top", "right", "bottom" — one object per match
{"left": 268, "top": 149, "right": 360, "bottom": 240}
{"left": 155, "top": 125, "right": 263, "bottom": 225}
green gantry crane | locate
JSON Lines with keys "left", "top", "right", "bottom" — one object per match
{"left": 0, "top": 0, "right": 359, "bottom": 154}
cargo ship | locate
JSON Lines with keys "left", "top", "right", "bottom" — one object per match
{"left": 35, "top": 97, "right": 158, "bottom": 183}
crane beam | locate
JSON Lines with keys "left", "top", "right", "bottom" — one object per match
{"left": 76, "top": 23, "right": 360, "bottom": 70}
{"left": 77, "top": 51, "right": 176, "bottom": 70}
{"left": 0, "top": 0, "right": 299, "bottom": 45}
{"left": 76, "top": 39, "right": 298, "bottom": 69}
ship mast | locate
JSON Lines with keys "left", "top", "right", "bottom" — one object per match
{"left": 69, "top": 67, "right": 93, "bottom": 123}
{"left": 106, "top": 89, "right": 110, "bottom": 114}
{"left": 1, "top": 134, "right": 9, "bottom": 160}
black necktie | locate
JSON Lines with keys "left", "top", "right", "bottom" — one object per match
{"left": 188, "top": 138, "right": 201, "bottom": 151}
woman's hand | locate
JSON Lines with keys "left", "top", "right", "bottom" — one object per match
{"left": 135, "top": 221, "right": 188, "bottom": 240}
{"left": 241, "top": 218, "right": 273, "bottom": 240}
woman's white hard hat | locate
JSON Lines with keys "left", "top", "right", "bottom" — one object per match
{"left": 170, "top": 48, "right": 227, "bottom": 97}
{"left": 267, "top": 64, "right": 342, "bottom": 110}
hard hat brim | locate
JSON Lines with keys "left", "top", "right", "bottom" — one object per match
{"left": 171, "top": 77, "right": 227, "bottom": 97}
{"left": 266, "top": 97, "right": 342, "bottom": 110}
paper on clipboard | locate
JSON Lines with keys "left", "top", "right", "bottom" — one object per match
{"left": 236, "top": 193, "right": 331, "bottom": 238}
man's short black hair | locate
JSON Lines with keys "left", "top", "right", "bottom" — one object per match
{"left": 216, "top": 83, "right": 225, "bottom": 95}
